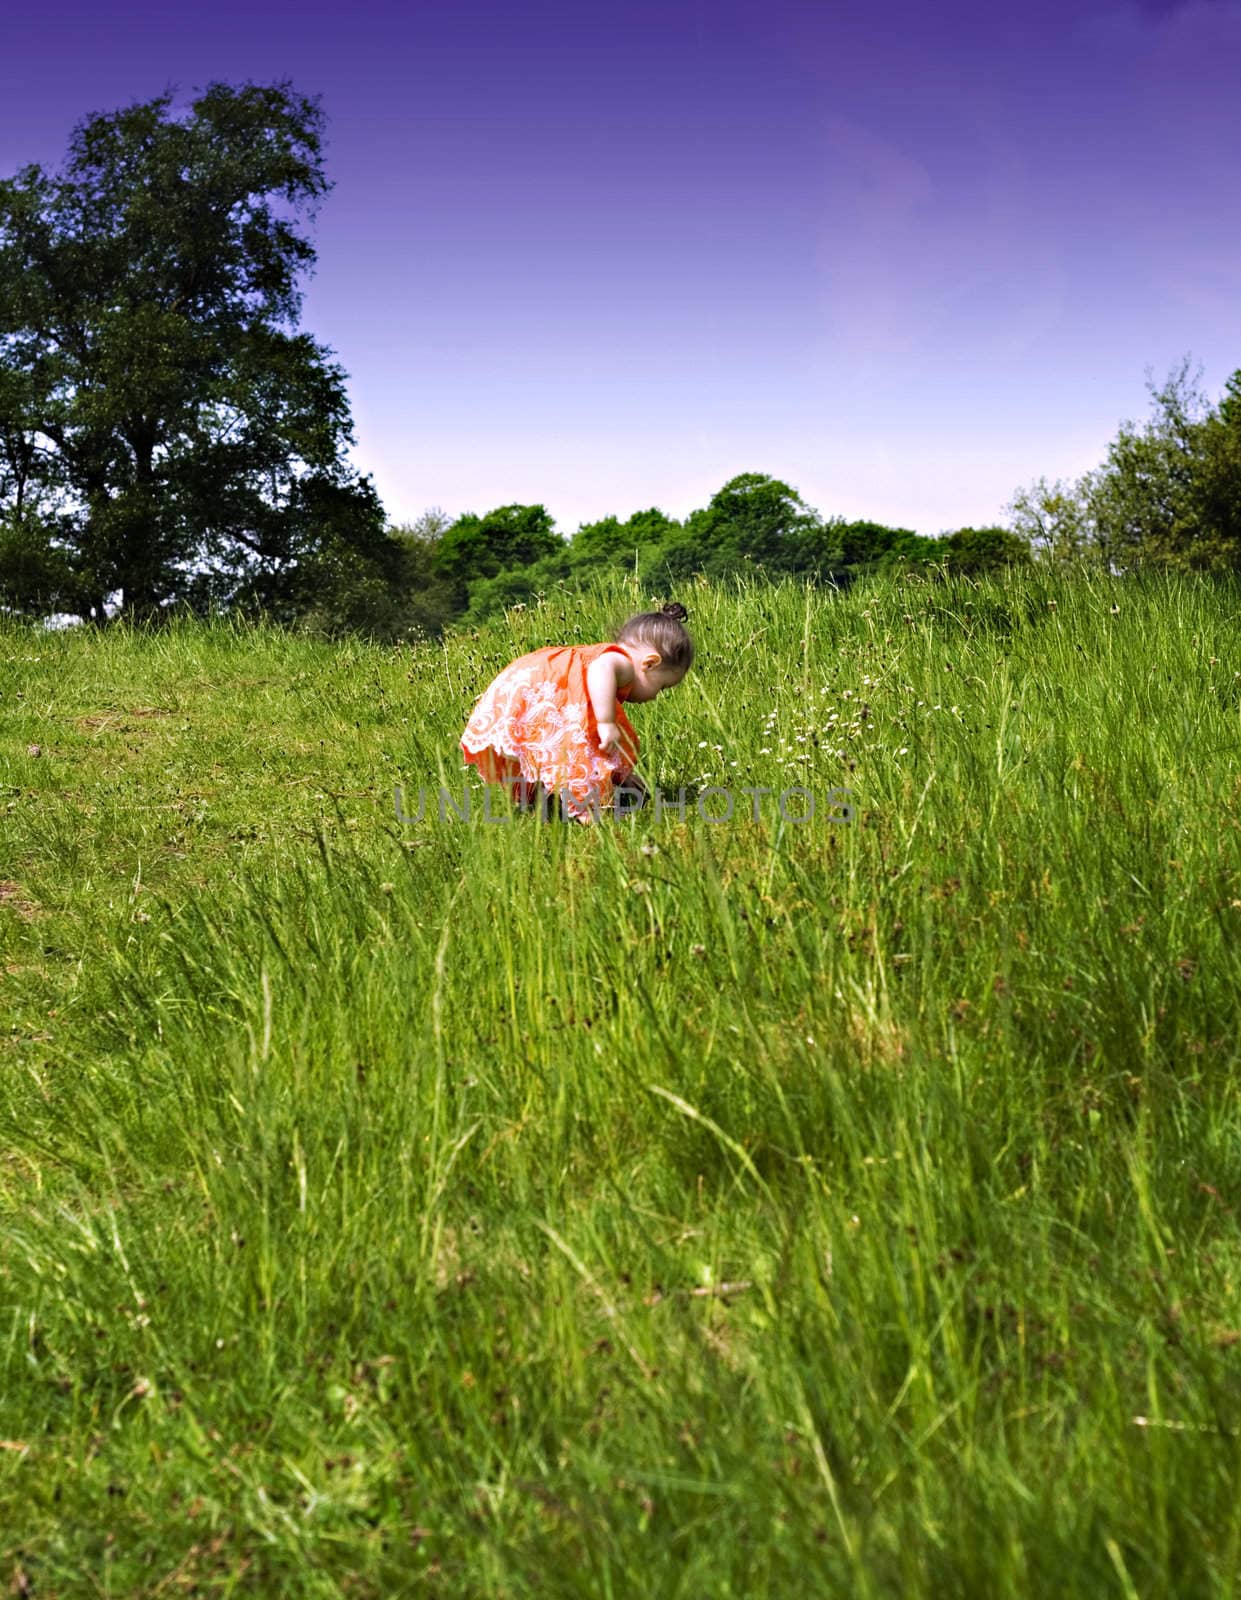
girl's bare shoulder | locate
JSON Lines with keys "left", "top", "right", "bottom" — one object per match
{"left": 587, "top": 643, "right": 634, "bottom": 684}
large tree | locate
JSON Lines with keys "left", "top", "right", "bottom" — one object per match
{"left": 570, "top": 506, "right": 681, "bottom": 566}
{"left": 432, "top": 503, "right": 563, "bottom": 610}
{"left": 0, "top": 81, "right": 402, "bottom": 626}
{"left": 939, "top": 525, "right": 1032, "bottom": 574}
{"left": 650, "top": 472, "right": 833, "bottom": 581}
{"left": 1007, "top": 359, "right": 1241, "bottom": 574}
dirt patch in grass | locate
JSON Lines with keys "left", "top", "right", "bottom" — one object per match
{"left": 0, "top": 881, "right": 41, "bottom": 921}
{"left": 76, "top": 706, "right": 175, "bottom": 732}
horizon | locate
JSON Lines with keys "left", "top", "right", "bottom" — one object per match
{"left": 4, "top": 0, "right": 1239, "bottom": 538}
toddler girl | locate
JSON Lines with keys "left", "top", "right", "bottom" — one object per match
{"left": 460, "top": 602, "right": 693, "bottom": 823}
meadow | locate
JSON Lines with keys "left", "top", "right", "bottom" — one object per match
{"left": 2, "top": 562, "right": 1240, "bottom": 1597}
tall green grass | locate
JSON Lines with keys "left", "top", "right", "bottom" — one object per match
{"left": 2, "top": 563, "right": 1240, "bottom": 1596}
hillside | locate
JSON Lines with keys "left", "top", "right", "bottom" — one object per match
{"left": 2, "top": 564, "right": 1240, "bottom": 1596}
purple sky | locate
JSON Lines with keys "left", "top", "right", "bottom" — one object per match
{"left": 4, "top": 0, "right": 1240, "bottom": 537}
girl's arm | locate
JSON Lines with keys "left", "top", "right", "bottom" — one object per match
{"left": 586, "top": 651, "right": 627, "bottom": 748}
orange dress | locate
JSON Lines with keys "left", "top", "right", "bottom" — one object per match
{"left": 460, "top": 642, "right": 640, "bottom": 821}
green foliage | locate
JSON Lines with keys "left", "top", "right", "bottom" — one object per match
{"left": 649, "top": 472, "right": 826, "bottom": 580}
{"left": 1008, "top": 358, "right": 1241, "bottom": 573}
{"left": 570, "top": 506, "right": 681, "bottom": 566}
{"left": 374, "top": 513, "right": 462, "bottom": 639}
{"left": 457, "top": 548, "right": 575, "bottom": 624}
{"left": 1085, "top": 359, "right": 1209, "bottom": 570}
{"left": 940, "top": 524, "right": 1033, "bottom": 575}
{"left": 0, "top": 510, "right": 78, "bottom": 616}
{"left": 837, "top": 520, "right": 941, "bottom": 573}
{"left": 0, "top": 82, "right": 404, "bottom": 628}
{"left": 1180, "top": 368, "right": 1241, "bottom": 572}
{"left": 433, "top": 503, "right": 564, "bottom": 609}
{"left": 413, "top": 480, "right": 989, "bottom": 635}
{"left": 1007, "top": 477, "right": 1099, "bottom": 564}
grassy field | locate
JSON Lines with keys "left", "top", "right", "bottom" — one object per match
{"left": 2, "top": 562, "right": 1241, "bottom": 1597}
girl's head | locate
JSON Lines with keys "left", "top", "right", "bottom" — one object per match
{"left": 614, "top": 601, "right": 694, "bottom": 702}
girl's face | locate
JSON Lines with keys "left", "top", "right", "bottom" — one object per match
{"left": 623, "top": 643, "right": 688, "bottom": 702}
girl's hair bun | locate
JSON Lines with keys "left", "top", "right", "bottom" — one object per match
{"left": 616, "top": 599, "right": 694, "bottom": 670}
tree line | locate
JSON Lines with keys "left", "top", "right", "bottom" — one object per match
{"left": 387, "top": 480, "right": 1033, "bottom": 642}
{"left": 3, "top": 84, "right": 1238, "bottom": 642}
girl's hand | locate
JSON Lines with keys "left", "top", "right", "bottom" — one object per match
{"left": 596, "top": 720, "right": 620, "bottom": 751}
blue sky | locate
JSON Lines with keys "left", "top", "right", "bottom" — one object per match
{"left": 5, "top": 0, "right": 1240, "bottom": 536}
